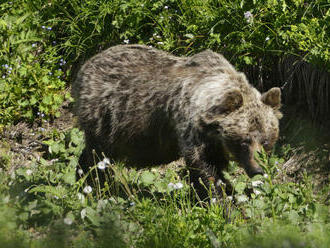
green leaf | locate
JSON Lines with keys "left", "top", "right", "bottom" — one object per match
{"left": 234, "top": 182, "right": 246, "bottom": 194}
{"left": 62, "top": 170, "right": 76, "bottom": 185}
{"left": 29, "top": 185, "right": 67, "bottom": 198}
{"left": 50, "top": 142, "right": 61, "bottom": 154}
{"left": 243, "top": 56, "right": 253, "bottom": 65}
{"left": 85, "top": 207, "right": 101, "bottom": 227}
{"left": 140, "top": 171, "right": 156, "bottom": 186}
{"left": 42, "top": 95, "right": 52, "bottom": 105}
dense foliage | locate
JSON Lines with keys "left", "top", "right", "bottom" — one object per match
{"left": 0, "top": 0, "right": 329, "bottom": 247}
{"left": 1, "top": 0, "right": 330, "bottom": 127}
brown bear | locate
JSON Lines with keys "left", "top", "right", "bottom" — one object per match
{"left": 72, "top": 44, "right": 282, "bottom": 199}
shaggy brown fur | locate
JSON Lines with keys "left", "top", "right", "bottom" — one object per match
{"left": 73, "top": 44, "right": 282, "bottom": 199}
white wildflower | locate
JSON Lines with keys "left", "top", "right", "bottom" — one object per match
{"left": 97, "top": 161, "right": 107, "bottom": 170}
{"left": 157, "top": 41, "right": 164, "bottom": 45}
{"left": 263, "top": 174, "right": 269, "bottom": 178}
{"left": 236, "top": 194, "right": 249, "bottom": 203}
{"left": 83, "top": 185, "right": 92, "bottom": 194}
{"left": 81, "top": 208, "right": 87, "bottom": 220}
{"left": 168, "top": 182, "right": 183, "bottom": 190}
{"left": 77, "top": 169, "right": 84, "bottom": 176}
{"left": 103, "top": 157, "right": 110, "bottom": 165}
{"left": 164, "top": 6, "right": 169, "bottom": 9}
{"left": 64, "top": 217, "right": 73, "bottom": 225}
{"left": 244, "top": 11, "right": 253, "bottom": 23}
{"left": 174, "top": 182, "right": 183, "bottom": 189}
{"left": 26, "top": 169, "right": 33, "bottom": 176}
{"left": 251, "top": 180, "right": 264, "bottom": 187}
{"left": 77, "top": 193, "right": 84, "bottom": 201}
{"left": 265, "top": 36, "right": 270, "bottom": 41}
{"left": 123, "top": 39, "right": 130, "bottom": 44}
{"left": 253, "top": 189, "right": 261, "bottom": 196}
{"left": 168, "top": 182, "right": 175, "bottom": 189}
{"left": 227, "top": 196, "right": 233, "bottom": 202}
{"left": 211, "top": 198, "right": 217, "bottom": 204}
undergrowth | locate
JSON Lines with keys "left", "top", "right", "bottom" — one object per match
{"left": 1, "top": 0, "right": 329, "bottom": 247}
{"left": 1, "top": 0, "right": 330, "bottom": 128}
{"left": 0, "top": 128, "right": 329, "bottom": 247}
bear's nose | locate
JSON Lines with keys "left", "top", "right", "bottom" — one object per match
{"left": 248, "top": 166, "right": 264, "bottom": 177}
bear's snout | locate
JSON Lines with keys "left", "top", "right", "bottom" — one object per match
{"left": 245, "top": 160, "right": 264, "bottom": 177}
{"left": 238, "top": 141, "right": 264, "bottom": 178}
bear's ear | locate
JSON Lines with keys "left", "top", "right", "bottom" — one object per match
{"left": 210, "top": 88, "right": 243, "bottom": 114}
{"left": 261, "top": 87, "right": 281, "bottom": 109}
{"left": 206, "top": 88, "right": 243, "bottom": 115}
{"left": 222, "top": 88, "right": 243, "bottom": 112}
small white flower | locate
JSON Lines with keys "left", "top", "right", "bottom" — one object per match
{"left": 263, "top": 174, "right": 269, "bottom": 178}
{"left": 211, "top": 198, "right": 217, "bottom": 204}
{"left": 244, "top": 11, "right": 253, "bottom": 23}
{"left": 168, "top": 182, "right": 183, "bottom": 190}
{"left": 251, "top": 180, "right": 264, "bottom": 187}
{"left": 130, "top": 202, "right": 135, "bottom": 206}
{"left": 97, "top": 161, "right": 107, "bottom": 170}
{"left": 77, "top": 193, "right": 84, "bottom": 201}
{"left": 157, "top": 41, "right": 164, "bottom": 45}
{"left": 81, "top": 208, "right": 87, "bottom": 220}
{"left": 253, "top": 189, "right": 261, "bottom": 196}
{"left": 227, "top": 196, "right": 233, "bottom": 202}
{"left": 174, "top": 182, "right": 183, "bottom": 189}
{"left": 164, "top": 6, "right": 169, "bottom": 9}
{"left": 26, "top": 169, "right": 33, "bottom": 176}
{"left": 265, "top": 37, "right": 270, "bottom": 41}
{"left": 236, "top": 194, "right": 249, "bottom": 203}
{"left": 32, "top": 43, "right": 37, "bottom": 47}
{"left": 103, "top": 157, "right": 110, "bottom": 165}
{"left": 216, "top": 179, "right": 226, "bottom": 187}
{"left": 64, "top": 217, "right": 73, "bottom": 225}
{"left": 77, "top": 169, "right": 84, "bottom": 176}
{"left": 83, "top": 185, "right": 92, "bottom": 194}
{"left": 168, "top": 182, "right": 175, "bottom": 189}
{"left": 123, "top": 39, "right": 130, "bottom": 44}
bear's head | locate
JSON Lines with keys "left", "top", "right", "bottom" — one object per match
{"left": 199, "top": 85, "right": 282, "bottom": 177}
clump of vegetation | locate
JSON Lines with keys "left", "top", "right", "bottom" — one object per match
{"left": 1, "top": 0, "right": 329, "bottom": 127}
{"left": 0, "top": 128, "right": 329, "bottom": 247}
{"left": 0, "top": 0, "right": 329, "bottom": 247}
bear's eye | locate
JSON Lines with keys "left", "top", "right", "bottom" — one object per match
{"left": 262, "top": 140, "right": 272, "bottom": 152}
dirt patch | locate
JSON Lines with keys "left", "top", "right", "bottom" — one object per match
{"left": 0, "top": 99, "right": 75, "bottom": 173}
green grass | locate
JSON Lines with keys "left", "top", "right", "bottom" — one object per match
{"left": 0, "top": 128, "right": 329, "bottom": 247}
{"left": 1, "top": 0, "right": 330, "bottom": 247}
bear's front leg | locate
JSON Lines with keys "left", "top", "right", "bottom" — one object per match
{"left": 184, "top": 144, "right": 228, "bottom": 201}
